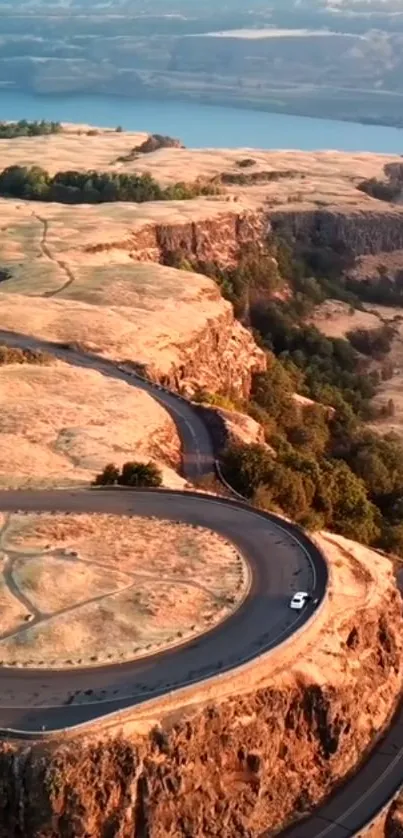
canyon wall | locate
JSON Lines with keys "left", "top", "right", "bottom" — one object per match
{"left": 150, "top": 309, "right": 266, "bottom": 399}
{"left": 98, "top": 207, "right": 403, "bottom": 266}
{"left": 100, "top": 204, "right": 403, "bottom": 271}
{"left": 270, "top": 208, "right": 403, "bottom": 257}
{"left": 85, "top": 209, "right": 268, "bottom": 267}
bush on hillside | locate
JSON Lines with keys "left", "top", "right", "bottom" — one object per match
{"left": 93, "top": 461, "right": 162, "bottom": 488}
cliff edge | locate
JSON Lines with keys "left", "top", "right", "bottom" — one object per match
{"left": 0, "top": 533, "right": 400, "bottom": 838}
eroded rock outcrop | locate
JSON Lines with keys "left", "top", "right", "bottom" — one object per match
{"left": 84, "top": 209, "right": 268, "bottom": 267}
{"left": 386, "top": 799, "right": 403, "bottom": 838}
{"left": 270, "top": 208, "right": 403, "bottom": 257}
{"left": 153, "top": 312, "right": 266, "bottom": 398}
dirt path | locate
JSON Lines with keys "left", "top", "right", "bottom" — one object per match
{"left": 0, "top": 516, "right": 41, "bottom": 622}
{"left": 33, "top": 212, "right": 77, "bottom": 297}
{"left": 0, "top": 522, "right": 226, "bottom": 648}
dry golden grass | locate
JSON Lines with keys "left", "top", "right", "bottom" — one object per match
{"left": 12, "top": 555, "right": 131, "bottom": 613}
{"left": 0, "top": 127, "right": 399, "bottom": 208}
{"left": 0, "top": 578, "right": 31, "bottom": 635}
{"left": 0, "top": 196, "right": 232, "bottom": 374}
{"left": 0, "top": 127, "right": 148, "bottom": 177}
{"left": 0, "top": 139, "right": 401, "bottom": 383}
{"left": 0, "top": 361, "right": 181, "bottom": 489}
{"left": 0, "top": 512, "right": 246, "bottom": 667}
{"left": 310, "top": 299, "right": 382, "bottom": 339}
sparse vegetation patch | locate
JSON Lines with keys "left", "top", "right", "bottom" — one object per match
{"left": 0, "top": 165, "right": 220, "bottom": 204}
{"left": 0, "top": 120, "right": 62, "bottom": 139}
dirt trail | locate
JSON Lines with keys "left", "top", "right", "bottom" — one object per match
{"left": 33, "top": 212, "right": 76, "bottom": 297}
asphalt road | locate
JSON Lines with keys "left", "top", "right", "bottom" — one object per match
{"left": 0, "top": 488, "right": 325, "bottom": 732}
{"left": 0, "top": 329, "right": 327, "bottom": 735}
{"left": 0, "top": 329, "right": 401, "bottom": 837}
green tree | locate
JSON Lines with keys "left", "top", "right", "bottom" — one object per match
{"left": 221, "top": 442, "right": 275, "bottom": 499}
{"left": 264, "top": 464, "right": 312, "bottom": 521}
{"left": 379, "top": 522, "right": 403, "bottom": 557}
{"left": 251, "top": 363, "right": 298, "bottom": 431}
{"left": 287, "top": 404, "right": 330, "bottom": 456}
{"left": 321, "top": 460, "right": 380, "bottom": 544}
{"left": 93, "top": 461, "right": 162, "bottom": 488}
{"left": 93, "top": 463, "right": 120, "bottom": 486}
{"left": 118, "top": 461, "right": 162, "bottom": 488}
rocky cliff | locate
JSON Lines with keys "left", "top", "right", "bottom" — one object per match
{"left": 0, "top": 536, "right": 400, "bottom": 838}
{"left": 270, "top": 208, "right": 403, "bottom": 258}
{"left": 386, "top": 800, "right": 403, "bottom": 838}
{"left": 84, "top": 209, "right": 268, "bottom": 268}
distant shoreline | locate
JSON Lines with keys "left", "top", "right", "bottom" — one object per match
{"left": 1, "top": 89, "right": 403, "bottom": 154}
{"left": 1, "top": 86, "right": 403, "bottom": 133}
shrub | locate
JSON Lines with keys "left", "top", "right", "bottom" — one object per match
{"left": 236, "top": 158, "right": 256, "bottom": 168}
{"left": 119, "top": 461, "right": 162, "bottom": 487}
{"left": 93, "top": 463, "right": 120, "bottom": 486}
{"left": 93, "top": 461, "right": 162, "bottom": 488}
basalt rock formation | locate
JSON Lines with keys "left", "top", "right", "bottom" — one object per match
{"left": 270, "top": 207, "right": 403, "bottom": 258}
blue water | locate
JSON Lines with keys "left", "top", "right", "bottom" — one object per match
{"left": 0, "top": 90, "right": 403, "bottom": 153}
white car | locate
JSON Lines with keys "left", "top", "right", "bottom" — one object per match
{"left": 289, "top": 591, "right": 310, "bottom": 610}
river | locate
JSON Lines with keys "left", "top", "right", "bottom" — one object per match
{"left": 0, "top": 90, "right": 402, "bottom": 153}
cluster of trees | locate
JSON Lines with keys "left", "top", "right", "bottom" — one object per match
{"left": 221, "top": 355, "right": 403, "bottom": 552}
{"left": 346, "top": 324, "right": 396, "bottom": 360}
{"left": 0, "top": 120, "right": 62, "bottom": 139}
{"left": 222, "top": 439, "right": 379, "bottom": 545}
{"left": 192, "top": 245, "right": 284, "bottom": 318}
{"left": 358, "top": 177, "right": 401, "bottom": 204}
{"left": 0, "top": 165, "right": 220, "bottom": 204}
{"left": 199, "top": 234, "right": 403, "bottom": 554}
{"left": 251, "top": 302, "right": 378, "bottom": 420}
{"left": 93, "top": 461, "right": 162, "bottom": 488}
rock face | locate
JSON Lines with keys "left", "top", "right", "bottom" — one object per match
{"left": 386, "top": 799, "right": 403, "bottom": 838}
{"left": 84, "top": 209, "right": 268, "bottom": 267}
{"left": 270, "top": 208, "right": 403, "bottom": 257}
{"left": 156, "top": 312, "right": 266, "bottom": 398}
{"left": 0, "top": 553, "right": 400, "bottom": 838}
{"left": 194, "top": 402, "right": 268, "bottom": 454}
{"left": 134, "top": 134, "right": 185, "bottom": 154}
{"left": 156, "top": 211, "right": 268, "bottom": 267}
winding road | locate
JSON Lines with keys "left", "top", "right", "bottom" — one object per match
{"left": 0, "top": 329, "right": 402, "bottom": 836}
